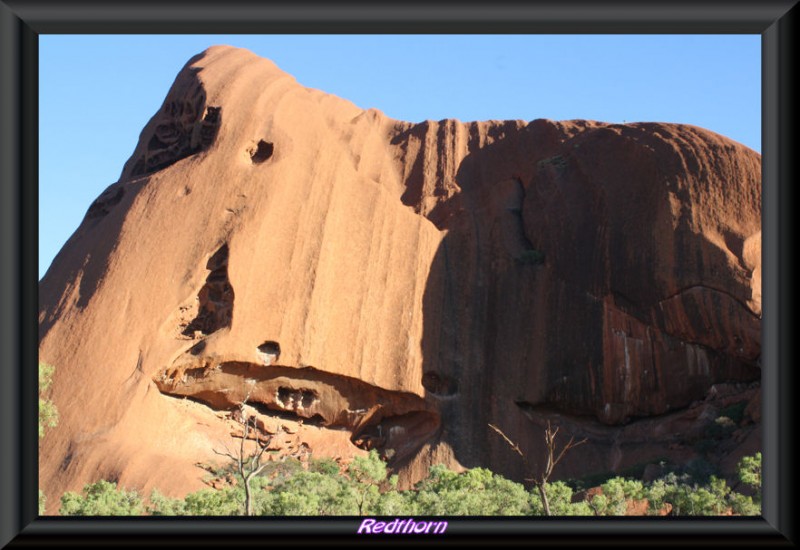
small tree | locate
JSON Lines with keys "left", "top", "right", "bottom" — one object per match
{"left": 347, "top": 450, "right": 388, "bottom": 515}
{"left": 490, "top": 421, "right": 586, "bottom": 516}
{"left": 213, "top": 386, "right": 283, "bottom": 516}
{"left": 738, "top": 452, "right": 761, "bottom": 495}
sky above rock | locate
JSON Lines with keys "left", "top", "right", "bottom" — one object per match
{"left": 39, "top": 34, "right": 760, "bottom": 280}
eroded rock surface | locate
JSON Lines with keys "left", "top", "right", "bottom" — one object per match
{"left": 38, "top": 46, "right": 761, "bottom": 507}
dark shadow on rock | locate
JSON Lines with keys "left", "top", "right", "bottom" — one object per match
{"left": 416, "top": 119, "right": 762, "bottom": 484}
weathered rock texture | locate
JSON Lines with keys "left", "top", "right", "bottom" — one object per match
{"left": 39, "top": 46, "right": 761, "bottom": 508}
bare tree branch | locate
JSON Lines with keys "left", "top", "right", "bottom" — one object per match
{"left": 489, "top": 420, "right": 588, "bottom": 517}
{"left": 488, "top": 424, "right": 525, "bottom": 459}
{"left": 211, "top": 448, "right": 238, "bottom": 462}
{"left": 208, "top": 386, "right": 279, "bottom": 516}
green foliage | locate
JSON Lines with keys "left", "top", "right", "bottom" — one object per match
{"left": 147, "top": 489, "right": 187, "bottom": 516}
{"left": 734, "top": 452, "right": 761, "bottom": 515}
{"left": 183, "top": 487, "right": 243, "bottom": 516}
{"left": 49, "top": 452, "right": 764, "bottom": 517}
{"left": 309, "top": 457, "right": 341, "bottom": 476}
{"left": 38, "top": 362, "right": 58, "bottom": 516}
{"left": 347, "top": 450, "right": 388, "bottom": 514}
{"left": 729, "top": 492, "right": 760, "bottom": 516}
{"left": 348, "top": 450, "right": 387, "bottom": 483}
{"left": 643, "top": 458, "right": 761, "bottom": 517}
{"left": 374, "top": 487, "right": 416, "bottom": 515}
{"left": 59, "top": 480, "right": 144, "bottom": 516}
{"left": 644, "top": 478, "right": 670, "bottom": 514}
{"left": 590, "top": 477, "right": 644, "bottom": 516}
{"left": 413, "top": 465, "right": 530, "bottom": 515}
{"left": 530, "top": 481, "right": 592, "bottom": 516}
{"left": 738, "top": 452, "right": 761, "bottom": 491}
{"left": 264, "top": 470, "right": 357, "bottom": 515}
{"left": 38, "top": 362, "right": 58, "bottom": 439}
{"left": 39, "top": 362, "right": 54, "bottom": 393}
{"left": 259, "top": 455, "right": 305, "bottom": 483}
{"left": 661, "top": 476, "right": 731, "bottom": 516}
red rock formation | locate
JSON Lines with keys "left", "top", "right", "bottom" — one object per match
{"left": 38, "top": 46, "right": 761, "bottom": 508}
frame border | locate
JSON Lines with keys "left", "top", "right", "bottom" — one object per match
{"left": 1, "top": 1, "right": 796, "bottom": 546}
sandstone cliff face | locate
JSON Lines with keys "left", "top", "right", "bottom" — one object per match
{"left": 38, "top": 46, "right": 761, "bottom": 505}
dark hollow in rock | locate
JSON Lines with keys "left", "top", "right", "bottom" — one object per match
{"left": 257, "top": 341, "right": 281, "bottom": 364}
{"left": 188, "top": 340, "right": 207, "bottom": 356}
{"left": 422, "top": 371, "right": 458, "bottom": 396}
{"left": 249, "top": 140, "right": 274, "bottom": 164}
{"left": 181, "top": 243, "right": 234, "bottom": 337}
{"left": 130, "top": 87, "right": 222, "bottom": 177}
{"left": 277, "top": 387, "right": 318, "bottom": 409}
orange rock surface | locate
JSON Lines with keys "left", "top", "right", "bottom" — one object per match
{"left": 38, "top": 46, "right": 761, "bottom": 509}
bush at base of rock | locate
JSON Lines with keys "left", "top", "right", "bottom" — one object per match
{"left": 59, "top": 480, "right": 144, "bottom": 516}
{"left": 55, "top": 452, "right": 762, "bottom": 517}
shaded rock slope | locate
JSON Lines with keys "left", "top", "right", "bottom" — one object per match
{"left": 39, "top": 46, "right": 761, "bottom": 507}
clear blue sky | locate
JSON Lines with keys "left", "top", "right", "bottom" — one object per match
{"left": 39, "top": 35, "right": 761, "bottom": 280}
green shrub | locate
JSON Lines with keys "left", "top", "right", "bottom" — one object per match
{"left": 663, "top": 477, "right": 731, "bottom": 516}
{"left": 60, "top": 480, "right": 144, "bottom": 516}
{"left": 263, "top": 470, "right": 357, "bottom": 515}
{"left": 51, "top": 452, "right": 765, "bottom": 517}
{"left": 413, "top": 465, "right": 530, "bottom": 515}
{"left": 259, "top": 456, "right": 305, "bottom": 483}
{"left": 374, "top": 487, "right": 416, "bottom": 515}
{"left": 738, "top": 452, "right": 761, "bottom": 492}
{"left": 344, "top": 450, "right": 392, "bottom": 514}
{"left": 147, "top": 489, "right": 187, "bottom": 516}
{"left": 589, "top": 477, "right": 643, "bottom": 516}
{"left": 729, "top": 492, "right": 760, "bottom": 516}
{"left": 183, "top": 486, "right": 242, "bottom": 516}
{"left": 644, "top": 478, "right": 670, "bottom": 514}
{"left": 309, "top": 457, "right": 341, "bottom": 476}
{"left": 530, "top": 481, "right": 592, "bottom": 516}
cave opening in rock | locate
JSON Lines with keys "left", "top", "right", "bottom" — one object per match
{"left": 257, "top": 341, "right": 281, "bottom": 365}
{"left": 249, "top": 140, "right": 274, "bottom": 164}
{"left": 276, "top": 386, "right": 318, "bottom": 409}
{"left": 181, "top": 243, "right": 234, "bottom": 337}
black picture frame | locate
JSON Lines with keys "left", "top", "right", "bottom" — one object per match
{"left": 1, "top": 1, "right": 796, "bottom": 546}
